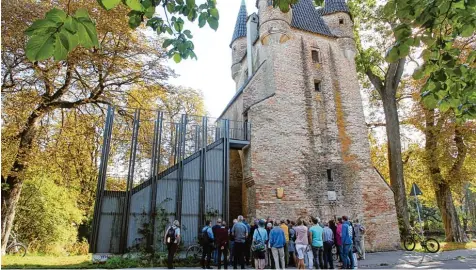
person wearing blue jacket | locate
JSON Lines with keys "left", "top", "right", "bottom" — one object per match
{"left": 341, "top": 216, "right": 354, "bottom": 269}
{"left": 202, "top": 220, "right": 215, "bottom": 269}
{"left": 269, "top": 221, "right": 286, "bottom": 270}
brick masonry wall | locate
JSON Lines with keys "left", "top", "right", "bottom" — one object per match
{"left": 220, "top": 7, "right": 400, "bottom": 251}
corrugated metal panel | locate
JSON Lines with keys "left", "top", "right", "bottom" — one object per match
{"left": 205, "top": 141, "right": 224, "bottom": 222}
{"left": 98, "top": 195, "right": 125, "bottom": 253}
{"left": 154, "top": 169, "right": 178, "bottom": 250}
{"left": 127, "top": 185, "right": 151, "bottom": 247}
{"left": 181, "top": 155, "right": 200, "bottom": 245}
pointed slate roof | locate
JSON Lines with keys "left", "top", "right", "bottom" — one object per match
{"left": 291, "top": 0, "right": 334, "bottom": 37}
{"left": 321, "top": 0, "right": 350, "bottom": 15}
{"left": 230, "top": 0, "right": 248, "bottom": 47}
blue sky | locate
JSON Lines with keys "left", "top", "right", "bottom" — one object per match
{"left": 165, "top": 0, "right": 258, "bottom": 117}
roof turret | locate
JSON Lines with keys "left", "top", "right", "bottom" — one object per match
{"left": 321, "top": 0, "right": 350, "bottom": 16}
{"left": 230, "top": 0, "right": 248, "bottom": 47}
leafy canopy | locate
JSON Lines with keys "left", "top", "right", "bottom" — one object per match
{"left": 25, "top": 0, "right": 220, "bottom": 63}
{"left": 383, "top": 0, "right": 476, "bottom": 121}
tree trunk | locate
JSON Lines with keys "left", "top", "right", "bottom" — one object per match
{"left": 424, "top": 109, "right": 468, "bottom": 242}
{"left": 1, "top": 109, "right": 44, "bottom": 252}
{"left": 434, "top": 182, "right": 468, "bottom": 242}
{"left": 381, "top": 90, "right": 411, "bottom": 235}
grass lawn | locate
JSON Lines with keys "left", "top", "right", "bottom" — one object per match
{"left": 1, "top": 255, "right": 95, "bottom": 269}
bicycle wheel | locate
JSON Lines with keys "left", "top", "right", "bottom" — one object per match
{"left": 332, "top": 245, "right": 339, "bottom": 261}
{"left": 6, "top": 243, "right": 27, "bottom": 257}
{"left": 424, "top": 238, "right": 440, "bottom": 253}
{"left": 186, "top": 245, "right": 202, "bottom": 263}
{"left": 403, "top": 236, "right": 416, "bottom": 251}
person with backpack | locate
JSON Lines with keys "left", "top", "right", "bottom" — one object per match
{"left": 212, "top": 219, "right": 223, "bottom": 265}
{"left": 201, "top": 220, "right": 215, "bottom": 269}
{"left": 288, "top": 221, "right": 297, "bottom": 267}
{"left": 232, "top": 215, "right": 248, "bottom": 269}
{"left": 270, "top": 220, "right": 286, "bottom": 270}
{"left": 164, "top": 220, "right": 181, "bottom": 269}
{"left": 216, "top": 221, "right": 230, "bottom": 269}
{"left": 252, "top": 219, "right": 268, "bottom": 270}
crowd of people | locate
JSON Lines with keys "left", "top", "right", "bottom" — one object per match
{"left": 164, "top": 215, "right": 365, "bottom": 269}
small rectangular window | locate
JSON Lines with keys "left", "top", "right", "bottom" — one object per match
{"left": 327, "top": 169, "right": 333, "bottom": 181}
{"left": 314, "top": 81, "right": 321, "bottom": 92}
{"left": 312, "top": 50, "right": 320, "bottom": 63}
{"left": 339, "top": 18, "right": 344, "bottom": 25}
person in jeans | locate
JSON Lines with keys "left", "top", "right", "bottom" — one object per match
{"left": 201, "top": 220, "right": 215, "bottom": 269}
{"left": 309, "top": 217, "right": 324, "bottom": 269}
{"left": 336, "top": 217, "right": 343, "bottom": 266}
{"left": 322, "top": 221, "right": 334, "bottom": 269}
{"left": 279, "top": 220, "right": 290, "bottom": 267}
{"left": 212, "top": 219, "right": 223, "bottom": 265}
{"left": 229, "top": 219, "right": 238, "bottom": 267}
{"left": 216, "top": 221, "right": 230, "bottom": 269}
{"left": 270, "top": 221, "right": 286, "bottom": 270}
{"left": 266, "top": 222, "right": 274, "bottom": 268}
{"left": 232, "top": 215, "right": 248, "bottom": 269}
{"left": 243, "top": 218, "right": 252, "bottom": 266}
{"left": 252, "top": 220, "right": 268, "bottom": 270}
{"left": 353, "top": 219, "right": 365, "bottom": 260}
{"left": 164, "top": 220, "right": 181, "bottom": 269}
{"left": 341, "top": 216, "right": 353, "bottom": 269}
{"left": 294, "top": 218, "right": 312, "bottom": 269}
{"left": 288, "top": 221, "right": 297, "bottom": 267}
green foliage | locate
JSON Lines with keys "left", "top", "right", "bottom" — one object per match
{"left": 26, "top": 0, "right": 220, "bottom": 63}
{"left": 14, "top": 171, "right": 83, "bottom": 254}
{"left": 383, "top": 0, "right": 476, "bottom": 120}
{"left": 25, "top": 8, "right": 98, "bottom": 61}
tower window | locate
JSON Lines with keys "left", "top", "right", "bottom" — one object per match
{"left": 311, "top": 49, "right": 320, "bottom": 63}
{"left": 314, "top": 81, "right": 321, "bottom": 92}
{"left": 339, "top": 18, "right": 344, "bottom": 25}
{"left": 327, "top": 169, "right": 333, "bottom": 181}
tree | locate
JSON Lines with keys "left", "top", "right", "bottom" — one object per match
{"left": 384, "top": 0, "right": 475, "bottom": 120}
{"left": 1, "top": 0, "right": 172, "bottom": 252}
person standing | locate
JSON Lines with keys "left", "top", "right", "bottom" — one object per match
{"left": 232, "top": 215, "right": 248, "bottom": 269}
{"left": 201, "top": 220, "right": 215, "bottom": 269}
{"left": 288, "top": 221, "right": 297, "bottom": 267}
{"left": 243, "top": 218, "right": 252, "bottom": 266}
{"left": 322, "top": 222, "right": 334, "bottom": 269}
{"left": 341, "top": 216, "right": 353, "bottom": 269}
{"left": 252, "top": 219, "right": 268, "bottom": 270}
{"left": 336, "top": 217, "right": 343, "bottom": 266}
{"left": 164, "top": 220, "right": 181, "bottom": 269}
{"left": 212, "top": 219, "right": 223, "bottom": 265}
{"left": 279, "top": 220, "right": 290, "bottom": 267}
{"left": 229, "top": 219, "right": 238, "bottom": 267}
{"left": 266, "top": 222, "right": 274, "bottom": 269}
{"left": 309, "top": 217, "right": 324, "bottom": 269}
{"left": 353, "top": 219, "right": 365, "bottom": 260}
{"left": 270, "top": 221, "right": 286, "bottom": 270}
{"left": 216, "top": 221, "right": 230, "bottom": 269}
{"left": 294, "top": 218, "right": 312, "bottom": 269}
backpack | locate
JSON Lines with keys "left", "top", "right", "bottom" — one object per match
{"left": 199, "top": 227, "right": 213, "bottom": 246}
{"left": 166, "top": 226, "right": 176, "bottom": 244}
{"left": 251, "top": 230, "right": 266, "bottom": 252}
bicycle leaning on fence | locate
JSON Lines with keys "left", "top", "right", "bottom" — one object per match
{"left": 5, "top": 231, "right": 28, "bottom": 257}
{"left": 403, "top": 228, "right": 440, "bottom": 253}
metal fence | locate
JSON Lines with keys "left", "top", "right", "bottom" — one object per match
{"left": 90, "top": 106, "right": 250, "bottom": 254}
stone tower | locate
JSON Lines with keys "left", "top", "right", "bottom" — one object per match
{"left": 220, "top": 0, "right": 400, "bottom": 251}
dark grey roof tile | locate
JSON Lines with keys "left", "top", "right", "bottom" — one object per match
{"left": 291, "top": 0, "right": 334, "bottom": 37}
{"left": 230, "top": 0, "right": 248, "bottom": 47}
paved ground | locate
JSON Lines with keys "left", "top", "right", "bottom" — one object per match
{"left": 359, "top": 249, "right": 476, "bottom": 269}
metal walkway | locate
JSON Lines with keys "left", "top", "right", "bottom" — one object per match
{"left": 89, "top": 106, "right": 250, "bottom": 254}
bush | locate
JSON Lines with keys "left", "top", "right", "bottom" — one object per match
{"left": 14, "top": 172, "right": 83, "bottom": 254}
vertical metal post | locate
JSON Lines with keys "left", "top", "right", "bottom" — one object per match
{"left": 90, "top": 105, "right": 114, "bottom": 253}
{"left": 222, "top": 119, "right": 230, "bottom": 222}
{"left": 120, "top": 109, "right": 140, "bottom": 253}
{"left": 149, "top": 111, "right": 163, "bottom": 249}
{"left": 194, "top": 125, "right": 200, "bottom": 153}
{"left": 199, "top": 116, "right": 208, "bottom": 227}
{"left": 173, "top": 123, "right": 179, "bottom": 164}
{"left": 176, "top": 114, "right": 187, "bottom": 225}
{"left": 413, "top": 184, "right": 423, "bottom": 237}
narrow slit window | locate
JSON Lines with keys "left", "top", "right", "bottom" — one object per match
{"left": 314, "top": 81, "right": 321, "bottom": 92}
{"left": 327, "top": 169, "right": 333, "bottom": 181}
{"left": 312, "top": 49, "right": 320, "bottom": 63}
{"left": 339, "top": 18, "right": 344, "bottom": 25}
